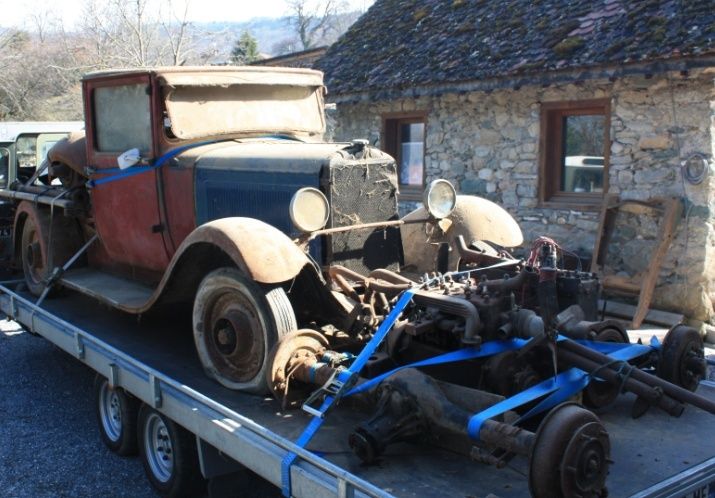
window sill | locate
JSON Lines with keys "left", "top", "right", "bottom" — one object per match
{"left": 538, "top": 195, "right": 604, "bottom": 211}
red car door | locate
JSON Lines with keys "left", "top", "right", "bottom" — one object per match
{"left": 84, "top": 74, "right": 170, "bottom": 276}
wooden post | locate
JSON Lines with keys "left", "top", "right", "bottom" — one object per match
{"left": 629, "top": 197, "right": 682, "bottom": 329}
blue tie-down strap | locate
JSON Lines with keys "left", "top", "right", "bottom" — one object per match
{"left": 86, "top": 140, "right": 217, "bottom": 188}
{"left": 281, "top": 289, "right": 416, "bottom": 497}
{"left": 346, "top": 337, "right": 531, "bottom": 396}
{"left": 467, "top": 340, "right": 653, "bottom": 440}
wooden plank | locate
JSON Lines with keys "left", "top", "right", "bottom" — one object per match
{"left": 630, "top": 197, "right": 682, "bottom": 329}
{"left": 618, "top": 202, "right": 663, "bottom": 216}
{"left": 591, "top": 193, "right": 619, "bottom": 273}
{"left": 599, "top": 299, "right": 684, "bottom": 328}
{"left": 602, "top": 274, "right": 642, "bottom": 294}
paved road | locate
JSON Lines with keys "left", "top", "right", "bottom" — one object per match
{"left": 0, "top": 319, "right": 157, "bottom": 498}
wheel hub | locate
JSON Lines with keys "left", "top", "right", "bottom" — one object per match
{"left": 529, "top": 403, "right": 611, "bottom": 498}
{"left": 213, "top": 318, "right": 239, "bottom": 355}
{"left": 145, "top": 413, "right": 173, "bottom": 483}
{"left": 561, "top": 421, "right": 610, "bottom": 496}
{"left": 267, "top": 330, "right": 328, "bottom": 408}
{"left": 204, "top": 292, "right": 264, "bottom": 383}
{"left": 99, "top": 382, "right": 122, "bottom": 442}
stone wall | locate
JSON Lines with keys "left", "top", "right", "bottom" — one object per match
{"left": 329, "top": 70, "right": 715, "bottom": 323}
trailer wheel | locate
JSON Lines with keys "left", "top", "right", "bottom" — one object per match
{"left": 21, "top": 215, "right": 49, "bottom": 296}
{"left": 94, "top": 374, "right": 138, "bottom": 456}
{"left": 193, "top": 267, "right": 297, "bottom": 393}
{"left": 658, "top": 325, "right": 706, "bottom": 392}
{"left": 138, "top": 404, "right": 205, "bottom": 498}
{"left": 529, "top": 402, "right": 610, "bottom": 498}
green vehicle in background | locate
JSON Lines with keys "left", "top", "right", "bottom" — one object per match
{"left": 0, "top": 122, "right": 84, "bottom": 271}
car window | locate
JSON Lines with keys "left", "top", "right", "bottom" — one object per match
{"left": 94, "top": 84, "right": 152, "bottom": 154}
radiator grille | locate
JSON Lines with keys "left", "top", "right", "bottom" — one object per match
{"left": 324, "top": 158, "right": 401, "bottom": 274}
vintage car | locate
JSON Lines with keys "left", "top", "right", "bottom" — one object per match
{"left": 2, "top": 67, "right": 709, "bottom": 498}
{"left": 0, "top": 121, "right": 84, "bottom": 270}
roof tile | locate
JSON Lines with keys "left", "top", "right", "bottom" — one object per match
{"left": 318, "top": 0, "right": 715, "bottom": 96}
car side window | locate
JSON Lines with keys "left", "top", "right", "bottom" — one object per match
{"left": 94, "top": 84, "right": 152, "bottom": 154}
{"left": 0, "top": 148, "right": 8, "bottom": 187}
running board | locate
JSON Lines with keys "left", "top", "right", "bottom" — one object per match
{"left": 60, "top": 268, "right": 154, "bottom": 311}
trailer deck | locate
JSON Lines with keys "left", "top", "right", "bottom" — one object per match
{"left": 2, "top": 281, "right": 714, "bottom": 498}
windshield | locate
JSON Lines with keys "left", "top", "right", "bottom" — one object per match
{"left": 164, "top": 84, "right": 325, "bottom": 140}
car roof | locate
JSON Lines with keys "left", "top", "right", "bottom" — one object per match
{"left": 83, "top": 66, "right": 324, "bottom": 88}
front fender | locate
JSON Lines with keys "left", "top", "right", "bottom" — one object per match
{"left": 177, "top": 217, "right": 310, "bottom": 284}
{"left": 401, "top": 195, "right": 524, "bottom": 272}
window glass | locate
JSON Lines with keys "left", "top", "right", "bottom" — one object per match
{"left": 16, "top": 136, "right": 37, "bottom": 169}
{"left": 94, "top": 84, "right": 151, "bottom": 153}
{"left": 0, "top": 148, "right": 8, "bottom": 187}
{"left": 399, "top": 122, "right": 425, "bottom": 187}
{"left": 561, "top": 114, "right": 605, "bottom": 193}
{"left": 540, "top": 100, "right": 609, "bottom": 203}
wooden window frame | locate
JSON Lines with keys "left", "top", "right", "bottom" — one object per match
{"left": 538, "top": 99, "right": 611, "bottom": 209}
{"left": 382, "top": 111, "right": 427, "bottom": 202}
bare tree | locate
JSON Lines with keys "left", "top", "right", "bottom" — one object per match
{"left": 79, "top": 0, "right": 197, "bottom": 68}
{"left": 286, "top": 0, "right": 348, "bottom": 50}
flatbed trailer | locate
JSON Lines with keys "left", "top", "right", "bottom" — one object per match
{"left": 2, "top": 280, "right": 714, "bottom": 498}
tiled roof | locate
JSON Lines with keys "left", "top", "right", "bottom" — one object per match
{"left": 318, "top": 0, "right": 715, "bottom": 96}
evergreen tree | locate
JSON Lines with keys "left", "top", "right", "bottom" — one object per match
{"left": 230, "top": 31, "right": 260, "bottom": 64}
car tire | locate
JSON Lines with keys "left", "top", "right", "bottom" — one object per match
{"left": 192, "top": 267, "right": 296, "bottom": 393}
{"left": 20, "top": 214, "right": 50, "bottom": 296}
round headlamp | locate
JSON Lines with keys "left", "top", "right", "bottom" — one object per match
{"left": 290, "top": 187, "right": 330, "bottom": 233}
{"left": 423, "top": 179, "right": 457, "bottom": 219}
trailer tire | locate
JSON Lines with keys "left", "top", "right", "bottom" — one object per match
{"left": 193, "top": 267, "right": 296, "bottom": 393}
{"left": 94, "top": 374, "right": 138, "bottom": 456}
{"left": 138, "top": 404, "right": 205, "bottom": 498}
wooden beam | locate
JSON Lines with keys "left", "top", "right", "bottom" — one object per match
{"left": 598, "top": 299, "right": 683, "bottom": 328}
{"left": 591, "top": 193, "right": 619, "bottom": 273}
{"left": 630, "top": 197, "right": 683, "bottom": 328}
{"left": 602, "top": 274, "right": 642, "bottom": 294}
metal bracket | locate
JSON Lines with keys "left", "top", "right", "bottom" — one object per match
{"left": 302, "top": 368, "right": 356, "bottom": 419}
{"left": 8, "top": 295, "right": 16, "bottom": 320}
{"left": 74, "top": 332, "right": 85, "bottom": 359}
{"left": 337, "top": 478, "right": 355, "bottom": 498}
{"left": 36, "top": 234, "right": 99, "bottom": 308}
{"left": 150, "top": 374, "right": 162, "bottom": 408}
{"left": 108, "top": 363, "right": 119, "bottom": 389}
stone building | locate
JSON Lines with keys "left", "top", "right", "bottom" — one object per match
{"left": 317, "top": 0, "right": 715, "bottom": 324}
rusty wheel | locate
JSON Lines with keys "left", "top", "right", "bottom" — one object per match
{"left": 21, "top": 215, "right": 49, "bottom": 296}
{"left": 529, "top": 402, "right": 610, "bottom": 498}
{"left": 266, "top": 329, "right": 328, "bottom": 408}
{"left": 583, "top": 327, "right": 629, "bottom": 410}
{"left": 193, "top": 268, "right": 296, "bottom": 393}
{"left": 658, "top": 325, "right": 706, "bottom": 392}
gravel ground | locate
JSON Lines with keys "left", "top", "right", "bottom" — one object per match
{"left": 0, "top": 319, "right": 157, "bottom": 498}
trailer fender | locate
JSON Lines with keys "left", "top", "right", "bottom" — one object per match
{"left": 400, "top": 195, "right": 524, "bottom": 272}
{"left": 172, "top": 217, "right": 309, "bottom": 285}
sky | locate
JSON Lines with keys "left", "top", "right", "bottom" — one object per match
{"left": 0, "top": 0, "right": 374, "bottom": 29}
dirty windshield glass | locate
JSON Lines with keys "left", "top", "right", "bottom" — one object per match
{"left": 164, "top": 84, "right": 324, "bottom": 139}
{"left": 94, "top": 84, "right": 152, "bottom": 154}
